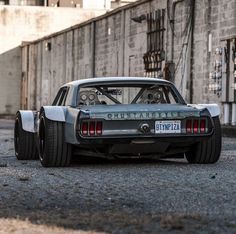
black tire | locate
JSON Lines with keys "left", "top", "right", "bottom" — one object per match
{"left": 14, "top": 112, "right": 38, "bottom": 160}
{"left": 185, "top": 116, "right": 222, "bottom": 164}
{"left": 39, "top": 112, "right": 71, "bottom": 167}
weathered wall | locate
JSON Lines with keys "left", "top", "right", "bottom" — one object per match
{"left": 0, "top": 6, "right": 106, "bottom": 54}
{"left": 21, "top": 0, "right": 168, "bottom": 107}
{"left": 0, "top": 47, "right": 21, "bottom": 115}
{"left": 0, "top": 6, "right": 106, "bottom": 114}
{"left": 190, "top": 0, "right": 236, "bottom": 125}
{"left": 21, "top": 0, "right": 236, "bottom": 122}
{"left": 48, "top": 0, "right": 111, "bottom": 9}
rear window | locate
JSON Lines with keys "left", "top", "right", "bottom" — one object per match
{"left": 77, "top": 84, "right": 180, "bottom": 106}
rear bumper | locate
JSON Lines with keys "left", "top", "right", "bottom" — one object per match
{"left": 76, "top": 130, "right": 213, "bottom": 144}
{"left": 75, "top": 134, "right": 212, "bottom": 148}
{"left": 74, "top": 135, "right": 213, "bottom": 156}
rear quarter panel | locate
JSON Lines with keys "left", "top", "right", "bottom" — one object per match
{"left": 65, "top": 107, "right": 80, "bottom": 144}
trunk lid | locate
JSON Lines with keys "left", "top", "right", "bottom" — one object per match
{"left": 80, "top": 104, "right": 203, "bottom": 120}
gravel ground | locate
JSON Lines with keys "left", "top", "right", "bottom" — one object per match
{"left": 0, "top": 128, "right": 236, "bottom": 233}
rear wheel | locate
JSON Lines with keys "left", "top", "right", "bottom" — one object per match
{"left": 14, "top": 113, "right": 38, "bottom": 160}
{"left": 39, "top": 112, "right": 71, "bottom": 167}
{"left": 185, "top": 116, "right": 221, "bottom": 164}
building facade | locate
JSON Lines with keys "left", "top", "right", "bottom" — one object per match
{"left": 0, "top": 6, "right": 105, "bottom": 115}
{"left": 0, "top": 0, "right": 138, "bottom": 9}
{"left": 4, "top": 0, "right": 236, "bottom": 125}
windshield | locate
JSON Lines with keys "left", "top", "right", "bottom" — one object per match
{"left": 77, "top": 84, "right": 180, "bottom": 106}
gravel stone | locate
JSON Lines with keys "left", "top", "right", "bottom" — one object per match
{"left": 0, "top": 129, "right": 236, "bottom": 233}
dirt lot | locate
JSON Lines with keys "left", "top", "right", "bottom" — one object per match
{"left": 0, "top": 126, "right": 236, "bottom": 234}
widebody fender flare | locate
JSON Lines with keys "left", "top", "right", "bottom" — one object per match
{"left": 40, "top": 106, "right": 66, "bottom": 122}
{"left": 17, "top": 110, "right": 37, "bottom": 133}
{"left": 188, "top": 104, "right": 220, "bottom": 117}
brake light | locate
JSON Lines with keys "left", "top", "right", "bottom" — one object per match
{"left": 186, "top": 118, "right": 207, "bottom": 134}
{"left": 193, "top": 120, "right": 199, "bottom": 133}
{"left": 81, "top": 121, "right": 103, "bottom": 136}
{"left": 200, "top": 119, "right": 206, "bottom": 133}
{"left": 89, "top": 121, "right": 95, "bottom": 136}
{"left": 81, "top": 122, "right": 88, "bottom": 135}
{"left": 186, "top": 120, "right": 192, "bottom": 133}
{"left": 96, "top": 121, "right": 103, "bottom": 135}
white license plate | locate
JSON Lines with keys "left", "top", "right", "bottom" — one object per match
{"left": 155, "top": 120, "right": 181, "bottom": 134}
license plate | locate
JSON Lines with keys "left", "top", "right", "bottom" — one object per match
{"left": 155, "top": 120, "right": 181, "bottom": 134}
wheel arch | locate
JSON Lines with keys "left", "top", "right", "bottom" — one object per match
{"left": 40, "top": 106, "right": 67, "bottom": 122}
{"left": 188, "top": 104, "right": 220, "bottom": 117}
{"left": 16, "top": 110, "right": 37, "bottom": 133}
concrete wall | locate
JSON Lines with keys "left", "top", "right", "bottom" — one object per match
{"left": 0, "top": 6, "right": 106, "bottom": 114}
{"left": 19, "top": 0, "right": 236, "bottom": 122}
{"left": 191, "top": 0, "right": 236, "bottom": 124}
{"left": 0, "top": 47, "right": 21, "bottom": 115}
{"left": 21, "top": 0, "right": 167, "bottom": 108}
{"left": 0, "top": 6, "right": 106, "bottom": 54}
{"left": 48, "top": 0, "right": 111, "bottom": 9}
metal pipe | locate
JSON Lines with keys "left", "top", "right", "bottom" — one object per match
{"left": 223, "top": 103, "right": 230, "bottom": 125}
{"left": 232, "top": 103, "right": 236, "bottom": 126}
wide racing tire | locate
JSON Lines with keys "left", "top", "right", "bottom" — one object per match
{"left": 39, "top": 112, "right": 71, "bottom": 167}
{"left": 14, "top": 112, "right": 38, "bottom": 160}
{"left": 185, "top": 116, "right": 221, "bottom": 164}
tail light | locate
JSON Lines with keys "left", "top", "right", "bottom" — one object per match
{"left": 193, "top": 120, "right": 199, "bottom": 133}
{"left": 186, "top": 120, "right": 192, "bottom": 133}
{"left": 96, "top": 121, "right": 103, "bottom": 135}
{"left": 81, "top": 122, "right": 88, "bottom": 135}
{"left": 186, "top": 118, "right": 207, "bottom": 134}
{"left": 200, "top": 119, "right": 206, "bottom": 133}
{"left": 81, "top": 121, "right": 103, "bottom": 136}
{"left": 89, "top": 121, "right": 95, "bottom": 136}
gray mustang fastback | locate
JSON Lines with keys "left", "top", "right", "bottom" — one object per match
{"left": 14, "top": 77, "right": 221, "bottom": 167}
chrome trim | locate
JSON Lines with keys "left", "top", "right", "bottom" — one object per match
{"left": 131, "top": 140, "right": 155, "bottom": 144}
{"left": 90, "top": 111, "right": 200, "bottom": 120}
{"left": 102, "top": 129, "right": 155, "bottom": 135}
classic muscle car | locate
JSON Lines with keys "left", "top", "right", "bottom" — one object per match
{"left": 14, "top": 77, "right": 221, "bottom": 167}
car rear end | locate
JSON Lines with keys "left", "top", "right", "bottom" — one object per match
{"left": 76, "top": 104, "right": 214, "bottom": 157}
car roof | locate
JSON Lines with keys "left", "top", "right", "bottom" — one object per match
{"left": 64, "top": 77, "right": 173, "bottom": 88}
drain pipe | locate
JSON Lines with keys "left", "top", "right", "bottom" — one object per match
{"left": 232, "top": 103, "right": 236, "bottom": 126}
{"left": 223, "top": 103, "right": 230, "bottom": 125}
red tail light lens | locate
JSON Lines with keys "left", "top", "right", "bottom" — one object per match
{"left": 186, "top": 118, "right": 208, "bottom": 135}
{"left": 81, "top": 121, "right": 103, "bottom": 136}
{"left": 89, "top": 121, "right": 95, "bottom": 136}
{"left": 193, "top": 120, "right": 199, "bottom": 133}
{"left": 81, "top": 122, "right": 88, "bottom": 135}
{"left": 96, "top": 121, "right": 103, "bottom": 135}
{"left": 186, "top": 120, "right": 192, "bottom": 133}
{"left": 200, "top": 119, "right": 206, "bottom": 133}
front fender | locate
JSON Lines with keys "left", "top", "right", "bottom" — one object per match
{"left": 188, "top": 104, "right": 220, "bottom": 117}
{"left": 40, "top": 106, "right": 66, "bottom": 122}
{"left": 17, "top": 110, "right": 37, "bottom": 133}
